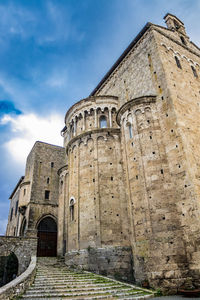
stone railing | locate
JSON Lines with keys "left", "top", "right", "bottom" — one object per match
{"left": 0, "top": 255, "right": 36, "bottom": 300}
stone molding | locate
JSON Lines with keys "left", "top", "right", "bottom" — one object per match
{"left": 65, "top": 95, "right": 119, "bottom": 124}
{"left": 116, "top": 95, "right": 156, "bottom": 125}
{"left": 66, "top": 127, "right": 121, "bottom": 153}
{"left": 161, "top": 43, "right": 200, "bottom": 67}
{"left": 0, "top": 255, "right": 36, "bottom": 300}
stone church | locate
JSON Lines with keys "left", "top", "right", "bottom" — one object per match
{"left": 6, "top": 14, "right": 200, "bottom": 291}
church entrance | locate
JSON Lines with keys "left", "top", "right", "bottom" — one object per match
{"left": 37, "top": 217, "right": 57, "bottom": 257}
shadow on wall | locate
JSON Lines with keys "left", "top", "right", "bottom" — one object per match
{"left": 0, "top": 252, "right": 18, "bottom": 287}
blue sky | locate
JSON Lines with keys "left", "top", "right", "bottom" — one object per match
{"left": 0, "top": 0, "right": 200, "bottom": 234}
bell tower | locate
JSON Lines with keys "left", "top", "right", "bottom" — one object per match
{"left": 164, "top": 13, "right": 189, "bottom": 44}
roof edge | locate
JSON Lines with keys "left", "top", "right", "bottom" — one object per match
{"left": 9, "top": 176, "right": 25, "bottom": 199}
{"left": 90, "top": 22, "right": 152, "bottom": 96}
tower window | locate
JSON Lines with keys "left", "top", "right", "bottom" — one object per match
{"left": 128, "top": 123, "right": 133, "bottom": 139}
{"left": 69, "top": 198, "right": 75, "bottom": 221}
{"left": 174, "top": 20, "right": 180, "bottom": 30}
{"left": 51, "top": 162, "right": 54, "bottom": 168}
{"left": 47, "top": 178, "right": 50, "bottom": 184}
{"left": 175, "top": 56, "right": 182, "bottom": 69}
{"left": 45, "top": 190, "right": 50, "bottom": 200}
{"left": 191, "top": 66, "right": 198, "bottom": 78}
{"left": 15, "top": 201, "right": 19, "bottom": 216}
{"left": 180, "top": 36, "right": 186, "bottom": 45}
{"left": 23, "top": 189, "right": 26, "bottom": 196}
{"left": 99, "top": 115, "right": 107, "bottom": 128}
{"left": 10, "top": 208, "right": 13, "bottom": 221}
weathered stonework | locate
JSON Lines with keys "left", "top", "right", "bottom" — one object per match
{"left": 65, "top": 246, "right": 133, "bottom": 282}
{"left": 6, "top": 13, "right": 200, "bottom": 294}
{"left": 0, "top": 236, "right": 37, "bottom": 275}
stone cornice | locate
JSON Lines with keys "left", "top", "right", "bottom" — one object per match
{"left": 116, "top": 95, "right": 156, "bottom": 125}
{"left": 66, "top": 127, "right": 121, "bottom": 152}
{"left": 64, "top": 95, "right": 118, "bottom": 124}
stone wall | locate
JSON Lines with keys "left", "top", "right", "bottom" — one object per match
{"left": 65, "top": 246, "right": 133, "bottom": 282}
{"left": 0, "top": 256, "right": 36, "bottom": 300}
{"left": 0, "top": 236, "right": 37, "bottom": 275}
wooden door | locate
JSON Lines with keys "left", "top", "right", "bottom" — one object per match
{"left": 37, "top": 217, "right": 57, "bottom": 257}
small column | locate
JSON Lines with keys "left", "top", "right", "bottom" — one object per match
{"left": 94, "top": 109, "right": 97, "bottom": 128}
{"left": 109, "top": 108, "right": 112, "bottom": 128}
{"left": 74, "top": 119, "right": 76, "bottom": 136}
{"left": 83, "top": 112, "right": 85, "bottom": 131}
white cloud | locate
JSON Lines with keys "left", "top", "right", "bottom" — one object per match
{"left": 45, "top": 69, "right": 68, "bottom": 88}
{"left": 1, "top": 112, "right": 64, "bottom": 165}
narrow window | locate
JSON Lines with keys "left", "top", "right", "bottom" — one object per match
{"left": 180, "top": 36, "right": 186, "bottom": 45}
{"left": 175, "top": 56, "right": 182, "bottom": 69}
{"left": 15, "top": 201, "right": 18, "bottom": 216}
{"left": 191, "top": 66, "right": 198, "bottom": 78}
{"left": 99, "top": 115, "right": 107, "bottom": 128}
{"left": 47, "top": 178, "right": 50, "bottom": 184}
{"left": 70, "top": 199, "right": 75, "bottom": 221}
{"left": 128, "top": 124, "right": 133, "bottom": 139}
{"left": 51, "top": 162, "right": 54, "bottom": 168}
{"left": 10, "top": 208, "right": 13, "bottom": 221}
{"left": 23, "top": 189, "right": 26, "bottom": 196}
{"left": 174, "top": 20, "right": 180, "bottom": 30}
{"left": 45, "top": 190, "right": 50, "bottom": 200}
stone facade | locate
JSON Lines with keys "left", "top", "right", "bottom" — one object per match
{"left": 6, "top": 13, "right": 200, "bottom": 293}
{"left": 6, "top": 141, "right": 65, "bottom": 238}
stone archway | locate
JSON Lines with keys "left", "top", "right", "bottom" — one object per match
{"left": 0, "top": 252, "right": 18, "bottom": 287}
{"left": 37, "top": 216, "right": 57, "bottom": 257}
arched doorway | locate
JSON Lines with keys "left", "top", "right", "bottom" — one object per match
{"left": 37, "top": 216, "right": 57, "bottom": 257}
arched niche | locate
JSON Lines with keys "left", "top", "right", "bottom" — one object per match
{"left": 20, "top": 217, "right": 27, "bottom": 236}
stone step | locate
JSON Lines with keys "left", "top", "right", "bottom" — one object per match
{"left": 34, "top": 279, "right": 98, "bottom": 284}
{"left": 35, "top": 275, "right": 96, "bottom": 279}
{"left": 23, "top": 288, "right": 144, "bottom": 297}
{"left": 23, "top": 291, "right": 114, "bottom": 298}
{"left": 25, "top": 285, "right": 131, "bottom": 294}
{"left": 20, "top": 257, "right": 153, "bottom": 300}
{"left": 22, "top": 295, "right": 114, "bottom": 300}
{"left": 30, "top": 283, "right": 121, "bottom": 289}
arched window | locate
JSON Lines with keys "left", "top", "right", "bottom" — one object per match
{"left": 174, "top": 20, "right": 180, "bottom": 30}
{"left": 128, "top": 123, "right": 133, "bottom": 139}
{"left": 175, "top": 56, "right": 182, "bottom": 69}
{"left": 15, "top": 201, "right": 18, "bottom": 216}
{"left": 191, "top": 65, "right": 198, "bottom": 78}
{"left": 69, "top": 198, "right": 75, "bottom": 221}
{"left": 99, "top": 115, "right": 107, "bottom": 128}
{"left": 180, "top": 36, "right": 186, "bottom": 45}
{"left": 10, "top": 208, "right": 13, "bottom": 221}
{"left": 20, "top": 217, "right": 26, "bottom": 236}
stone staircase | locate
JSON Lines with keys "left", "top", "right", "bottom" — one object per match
{"left": 20, "top": 257, "right": 154, "bottom": 299}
